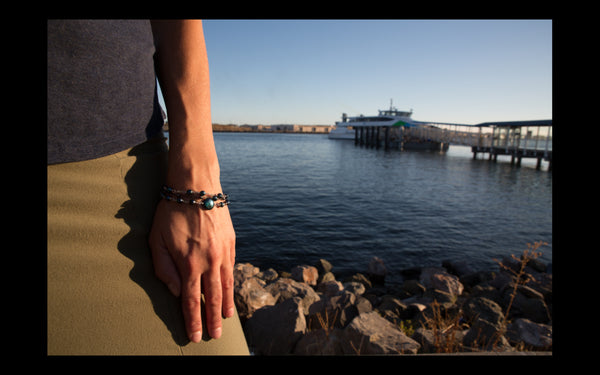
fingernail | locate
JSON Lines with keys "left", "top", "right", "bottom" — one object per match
{"left": 190, "top": 331, "right": 202, "bottom": 343}
{"left": 225, "top": 308, "right": 234, "bottom": 318}
{"left": 211, "top": 327, "right": 222, "bottom": 339}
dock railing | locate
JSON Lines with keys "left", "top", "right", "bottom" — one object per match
{"left": 404, "top": 124, "right": 493, "bottom": 148}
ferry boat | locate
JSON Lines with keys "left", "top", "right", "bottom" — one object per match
{"left": 328, "top": 103, "right": 416, "bottom": 140}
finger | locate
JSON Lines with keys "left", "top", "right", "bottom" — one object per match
{"left": 181, "top": 273, "right": 203, "bottom": 343}
{"left": 221, "top": 263, "right": 235, "bottom": 319}
{"left": 202, "top": 271, "right": 223, "bottom": 339}
{"left": 149, "top": 240, "right": 181, "bottom": 297}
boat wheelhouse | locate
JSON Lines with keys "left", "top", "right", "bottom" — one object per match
{"left": 329, "top": 103, "right": 416, "bottom": 139}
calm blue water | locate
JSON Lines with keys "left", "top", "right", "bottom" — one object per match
{"left": 213, "top": 132, "right": 552, "bottom": 285}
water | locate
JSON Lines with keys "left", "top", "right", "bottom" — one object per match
{"left": 212, "top": 132, "right": 552, "bottom": 285}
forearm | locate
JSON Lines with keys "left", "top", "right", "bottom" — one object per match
{"left": 151, "top": 20, "right": 221, "bottom": 192}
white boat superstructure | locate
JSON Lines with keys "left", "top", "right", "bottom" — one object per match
{"left": 328, "top": 102, "right": 417, "bottom": 140}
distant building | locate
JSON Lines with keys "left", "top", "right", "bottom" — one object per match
{"left": 252, "top": 124, "right": 331, "bottom": 133}
{"left": 211, "top": 124, "right": 333, "bottom": 133}
{"left": 292, "top": 125, "right": 331, "bottom": 133}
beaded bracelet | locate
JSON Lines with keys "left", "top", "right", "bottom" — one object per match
{"left": 160, "top": 185, "right": 230, "bottom": 210}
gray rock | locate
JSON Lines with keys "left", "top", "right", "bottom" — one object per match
{"left": 315, "top": 258, "right": 333, "bottom": 274}
{"left": 234, "top": 277, "right": 277, "bottom": 320}
{"left": 463, "top": 319, "right": 510, "bottom": 352}
{"left": 308, "top": 291, "right": 358, "bottom": 329}
{"left": 355, "top": 296, "right": 373, "bottom": 315}
{"left": 401, "top": 279, "right": 426, "bottom": 296}
{"left": 462, "top": 296, "right": 504, "bottom": 326}
{"left": 342, "top": 311, "right": 421, "bottom": 354}
{"left": 411, "top": 327, "right": 436, "bottom": 353}
{"left": 264, "top": 277, "right": 321, "bottom": 312}
{"left": 255, "top": 268, "right": 278, "bottom": 283}
{"left": 501, "top": 283, "right": 551, "bottom": 323}
{"left": 317, "top": 279, "right": 344, "bottom": 297}
{"left": 244, "top": 297, "right": 307, "bottom": 355}
{"left": 293, "top": 328, "right": 345, "bottom": 355}
{"left": 291, "top": 265, "right": 319, "bottom": 286}
{"left": 506, "top": 318, "right": 552, "bottom": 350}
{"left": 420, "top": 267, "right": 464, "bottom": 297}
{"left": 376, "top": 295, "right": 407, "bottom": 321}
{"left": 442, "top": 259, "right": 475, "bottom": 277}
{"left": 368, "top": 257, "right": 387, "bottom": 284}
{"left": 318, "top": 271, "right": 336, "bottom": 284}
{"left": 345, "top": 273, "right": 372, "bottom": 289}
{"left": 233, "top": 263, "right": 260, "bottom": 288}
{"left": 343, "top": 281, "right": 366, "bottom": 296}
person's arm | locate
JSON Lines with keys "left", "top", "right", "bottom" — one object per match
{"left": 148, "top": 20, "right": 235, "bottom": 342}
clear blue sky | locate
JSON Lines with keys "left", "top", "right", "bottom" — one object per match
{"left": 198, "top": 19, "right": 552, "bottom": 126}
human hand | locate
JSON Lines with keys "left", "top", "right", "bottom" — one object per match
{"left": 148, "top": 198, "right": 236, "bottom": 342}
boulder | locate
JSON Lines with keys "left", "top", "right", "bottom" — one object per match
{"left": 462, "top": 296, "right": 504, "bottom": 327}
{"left": 411, "top": 327, "right": 466, "bottom": 354}
{"left": 355, "top": 296, "right": 373, "bottom": 315}
{"left": 234, "top": 277, "right": 277, "bottom": 320}
{"left": 505, "top": 318, "right": 552, "bottom": 350}
{"left": 368, "top": 256, "right": 387, "bottom": 284}
{"left": 343, "top": 281, "right": 366, "bottom": 296}
{"left": 264, "top": 277, "right": 320, "bottom": 311}
{"left": 501, "top": 283, "right": 551, "bottom": 323}
{"left": 315, "top": 258, "right": 333, "bottom": 274}
{"left": 401, "top": 279, "right": 426, "bottom": 296}
{"left": 293, "top": 328, "right": 345, "bottom": 355}
{"left": 468, "top": 285, "right": 501, "bottom": 304}
{"left": 344, "top": 273, "right": 372, "bottom": 289}
{"left": 460, "top": 271, "right": 495, "bottom": 289}
{"left": 342, "top": 311, "right": 421, "bottom": 354}
{"left": 317, "top": 279, "right": 344, "bottom": 297}
{"left": 318, "top": 271, "right": 336, "bottom": 284}
{"left": 233, "top": 262, "right": 260, "bottom": 288}
{"left": 404, "top": 303, "right": 427, "bottom": 320}
{"left": 244, "top": 297, "right": 307, "bottom": 355}
{"left": 255, "top": 268, "right": 278, "bottom": 283}
{"left": 489, "top": 271, "right": 513, "bottom": 290}
{"left": 376, "top": 295, "right": 407, "bottom": 322}
{"left": 442, "top": 259, "right": 475, "bottom": 277}
{"left": 411, "top": 327, "right": 436, "bottom": 353}
{"left": 462, "top": 319, "right": 510, "bottom": 352}
{"left": 291, "top": 265, "right": 319, "bottom": 286}
{"left": 526, "top": 258, "right": 547, "bottom": 273}
{"left": 420, "top": 267, "right": 464, "bottom": 297}
{"left": 308, "top": 291, "right": 358, "bottom": 329}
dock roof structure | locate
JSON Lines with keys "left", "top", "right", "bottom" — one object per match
{"left": 475, "top": 119, "right": 552, "bottom": 128}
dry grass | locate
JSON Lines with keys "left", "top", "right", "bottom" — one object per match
{"left": 419, "top": 241, "right": 548, "bottom": 353}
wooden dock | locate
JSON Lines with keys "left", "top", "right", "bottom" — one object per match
{"left": 353, "top": 119, "right": 552, "bottom": 171}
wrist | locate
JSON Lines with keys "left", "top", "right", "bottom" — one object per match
{"left": 166, "top": 127, "right": 222, "bottom": 192}
{"left": 160, "top": 185, "right": 230, "bottom": 210}
{"left": 166, "top": 159, "right": 221, "bottom": 193}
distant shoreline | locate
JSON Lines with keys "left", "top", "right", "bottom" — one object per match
{"left": 163, "top": 122, "right": 333, "bottom": 134}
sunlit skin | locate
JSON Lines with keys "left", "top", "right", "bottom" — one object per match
{"left": 149, "top": 20, "right": 235, "bottom": 342}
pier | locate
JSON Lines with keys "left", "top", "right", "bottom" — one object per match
{"left": 353, "top": 119, "right": 552, "bottom": 171}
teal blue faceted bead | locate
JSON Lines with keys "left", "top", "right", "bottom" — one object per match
{"left": 202, "top": 199, "right": 215, "bottom": 210}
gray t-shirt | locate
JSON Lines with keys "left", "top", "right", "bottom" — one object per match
{"left": 47, "top": 20, "right": 164, "bottom": 164}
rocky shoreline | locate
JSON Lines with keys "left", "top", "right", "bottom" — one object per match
{"left": 233, "top": 252, "right": 552, "bottom": 355}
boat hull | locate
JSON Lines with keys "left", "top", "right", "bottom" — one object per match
{"left": 328, "top": 127, "right": 355, "bottom": 140}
